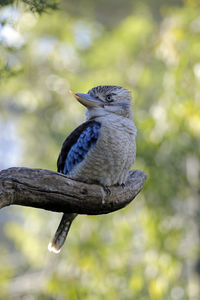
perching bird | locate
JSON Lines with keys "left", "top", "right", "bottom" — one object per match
{"left": 48, "top": 85, "right": 137, "bottom": 253}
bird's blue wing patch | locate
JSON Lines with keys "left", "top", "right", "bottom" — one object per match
{"left": 63, "top": 122, "right": 101, "bottom": 174}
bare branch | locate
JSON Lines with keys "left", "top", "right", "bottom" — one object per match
{"left": 0, "top": 167, "right": 147, "bottom": 215}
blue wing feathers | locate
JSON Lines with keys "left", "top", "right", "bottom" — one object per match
{"left": 63, "top": 122, "right": 101, "bottom": 174}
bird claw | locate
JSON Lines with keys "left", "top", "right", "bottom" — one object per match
{"left": 121, "top": 183, "right": 126, "bottom": 189}
{"left": 103, "top": 186, "right": 112, "bottom": 196}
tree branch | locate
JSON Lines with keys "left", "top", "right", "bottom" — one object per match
{"left": 0, "top": 167, "right": 147, "bottom": 215}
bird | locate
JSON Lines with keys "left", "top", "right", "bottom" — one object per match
{"left": 48, "top": 85, "right": 137, "bottom": 253}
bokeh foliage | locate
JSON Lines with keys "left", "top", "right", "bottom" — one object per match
{"left": 0, "top": 0, "right": 59, "bottom": 13}
{"left": 0, "top": 0, "right": 200, "bottom": 299}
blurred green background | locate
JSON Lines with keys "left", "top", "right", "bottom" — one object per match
{"left": 0, "top": 0, "right": 200, "bottom": 299}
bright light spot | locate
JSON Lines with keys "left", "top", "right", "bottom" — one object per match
{"left": 145, "top": 265, "right": 158, "bottom": 279}
{"left": 74, "top": 21, "right": 93, "bottom": 49}
{"left": 0, "top": 24, "right": 24, "bottom": 48}
{"left": 160, "top": 216, "right": 184, "bottom": 232}
{"left": 151, "top": 104, "right": 166, "bottom": 121}
{"left": 17, "top": 90, "right": 38, "bottom": 111}
{"left": 34, "top": 38, "right": 80, "bottom": 70}
{"left": 149, "top": 277, "right": 168, "bottom": 298}
{"left": 0, "top": 121, "right": 21, "bottom": 170}
{"left": 73, "top": 21, "right": 103, "bottom": 50}
{"left": 193, "top": 63, "right": 200, "bottom": 79}
{"left": 171, "top": 286, "right": 184, "bottom": 300}
{"left": 145, "top": 249, "right": 158, "bottom": 263}
{"left": 188, "top": 280, "right": 200, "bottom": 298}
{"left": 18, "top": 12, "right": 38, "bottom": 30}
{"left": 33, "top": 36, "right": 58, "bottom": 57}
{"left": 58, "top": 44, "right": 80, "bottom": 70}
{"left": 0, "top": 6, "right": 20, "bottom": 23}
{"left": 186, "top": 155, "right": 200, "bottom": 185}
{"left": 45, "top": 74, "right": 69, "bottom": 95}
{"left": 150, "top": 104, "right": 169, "bottom": 141}
{"left": 190, "top": 16, "right": 200, "bottom": 33}
{"left": 156, "top": 18, "right": 179, "bottom": 66}
{"left": 188, "top": 115, "right": 200, "bottom": 135}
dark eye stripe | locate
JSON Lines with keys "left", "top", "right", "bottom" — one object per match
{"left": 107, "top": 93, "right": 116, "bottom": 96}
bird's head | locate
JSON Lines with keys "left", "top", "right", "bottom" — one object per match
{"left": 70, "top": 85, "right": 133, "bottom": 119}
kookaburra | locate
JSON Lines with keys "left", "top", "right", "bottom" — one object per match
{"left": 48, "top": 85, "right": 137, "bottom": 253}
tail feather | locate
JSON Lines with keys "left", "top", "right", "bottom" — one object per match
{"left": 48, "top": 213, "right": 77, "bottom": 253}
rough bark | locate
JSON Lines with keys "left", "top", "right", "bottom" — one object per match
{"left": 0, "top": 167, "right": 147, "bottom": 215}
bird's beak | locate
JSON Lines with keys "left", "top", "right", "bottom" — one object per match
{"left": 70, "top": 90, "right": 104, "bottom": 108}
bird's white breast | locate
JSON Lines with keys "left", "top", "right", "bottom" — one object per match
{"left": 68, "top": 114, "right": 137, "bottom": 186}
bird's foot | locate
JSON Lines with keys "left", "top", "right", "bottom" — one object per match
{"left": 121, "top": 183, "right": 126, "bottom": 189}
{"left": 103, "top": 186, "right": 112, "bottom": 196}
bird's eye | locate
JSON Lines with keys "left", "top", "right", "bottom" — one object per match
{"left": 106, "top": 95, "right": 113, "bottom": 102}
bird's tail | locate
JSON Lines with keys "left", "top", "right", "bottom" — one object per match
{"left": 48, "top": 213, "right": 77, "bottom": 254}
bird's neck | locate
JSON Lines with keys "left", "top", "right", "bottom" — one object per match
{"left": 85, "top": 107, "right": 133, "bottom": 121}
{"left": 85, "top": 107, "right": 106, "bottom": 120}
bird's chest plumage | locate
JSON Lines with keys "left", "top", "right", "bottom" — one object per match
{"left": 68, "top": 115, "right": 136, "bottom": 186}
